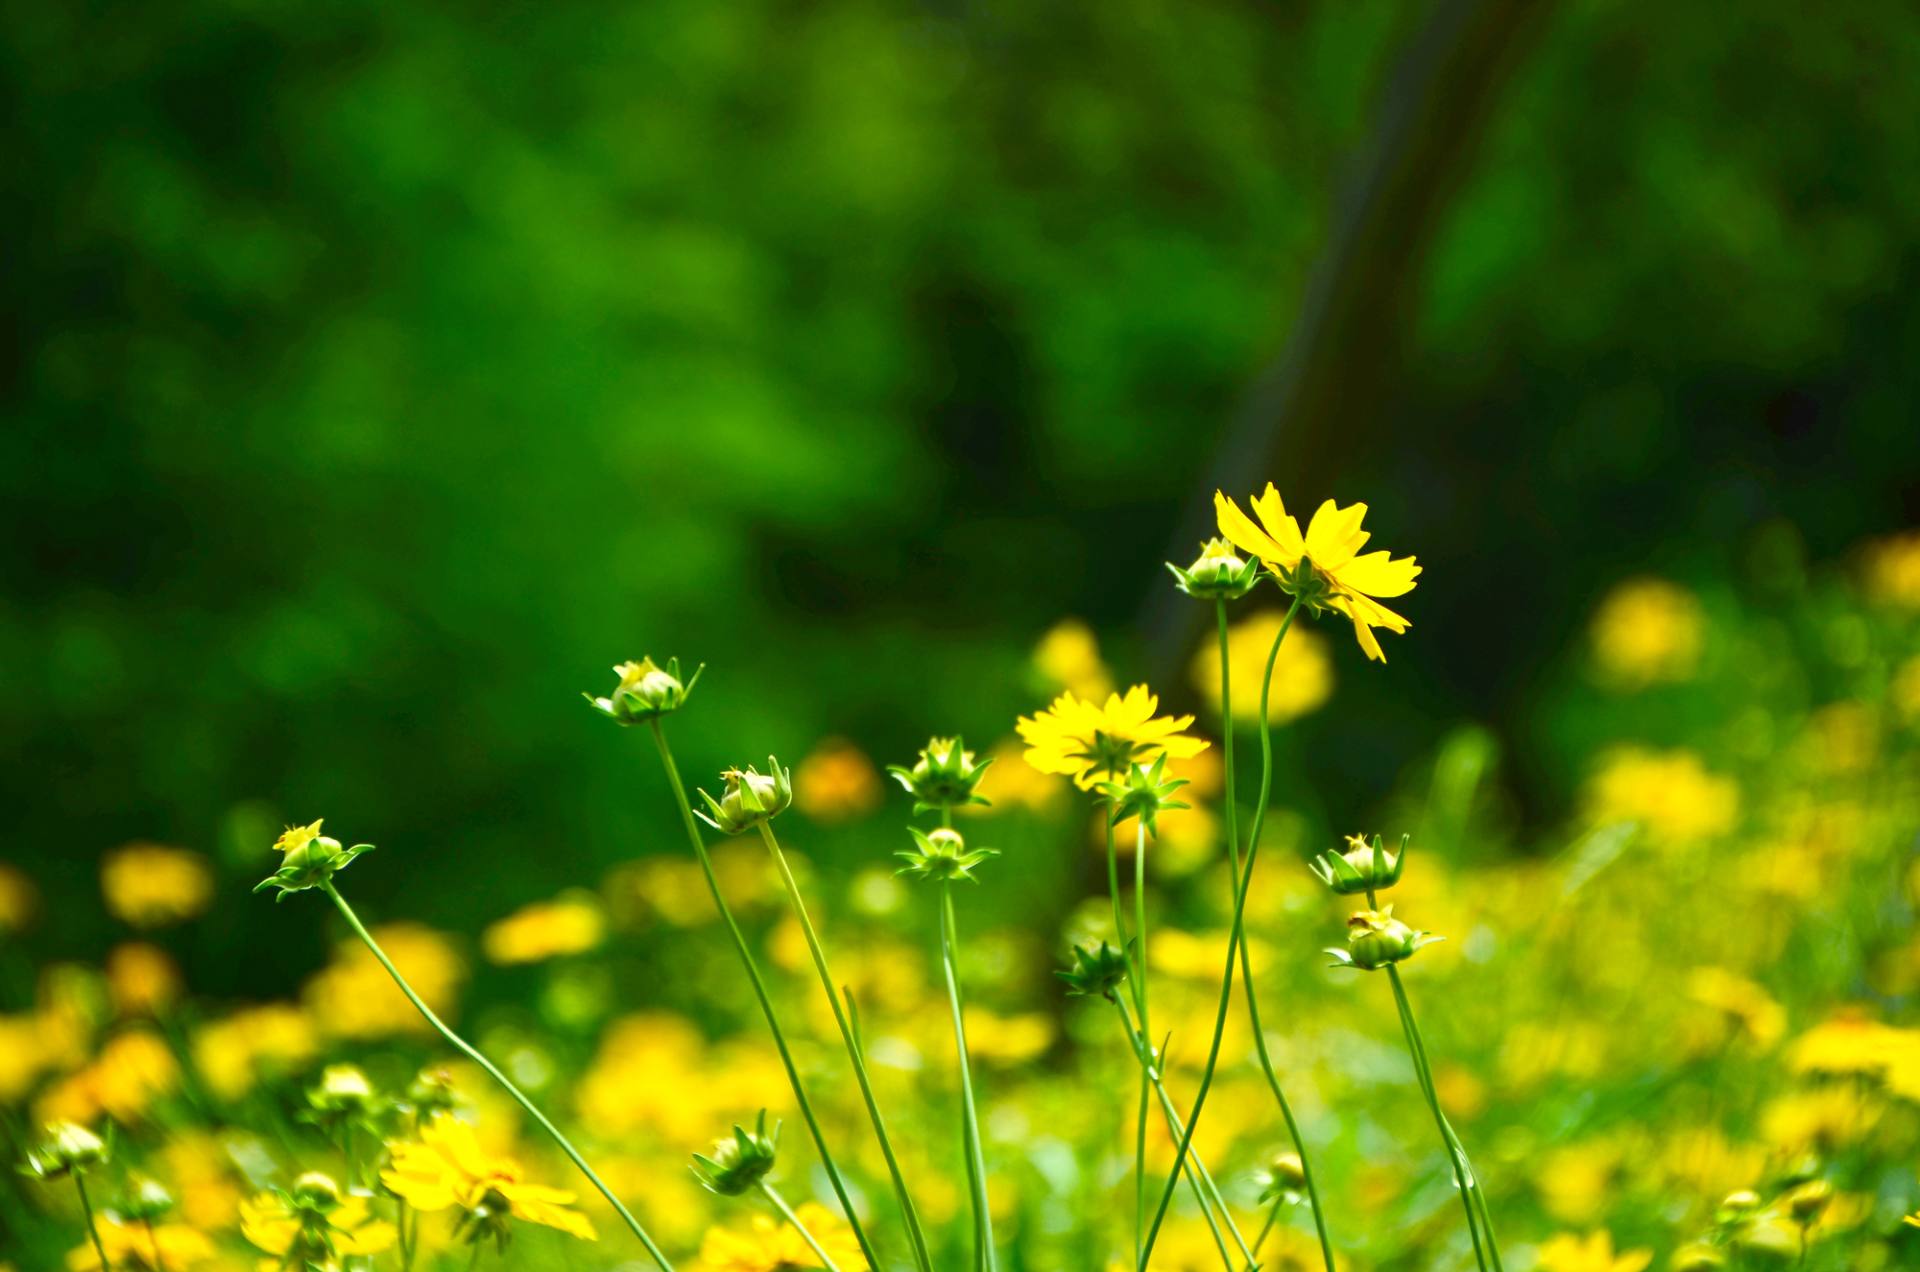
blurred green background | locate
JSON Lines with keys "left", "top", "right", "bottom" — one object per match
{"left": 3, "top": 0, "right": 1916, "bottom": 990}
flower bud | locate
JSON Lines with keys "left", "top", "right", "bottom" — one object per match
{"left": 1730, "top": 1214, "right": 1799, "bottom": 1262}
{"left": 585, "top": 657, "right": 702, "bottom": 725}
{"left": 1309, "top": 833, "right": 1409, "bottom": 896}
{"left": 1671, "top": 1246, "right": 1726, "bottom": 1271}
{"left": 1716, "top": 1190, "right": 1763, "bottom": 1223}
{"left": 405, "top": 1066, "right": 460, "bottom": 1120}
{"left": 291, "top": 1171, "right": 344, "bottom": 1212}
{"left": 1097, "top": 754, "right": 1190, "bottom": 835}
{"left": 1275, "top": 558, "right": 1338, "bottom": 613}
{"left": 21, "top": 1120, "right": 107, "bottom": 1179}
{"left": 253, "top": 820, "right": 374, "bottom": 901}
{"left": 691, "top": 1110, "right": 780, "bottom": 1197}
{"left": 1783, "top": 1179, "right": 1831, "bottom": 1221}
{"left": 308, "top": 1064, "right": 377, "bottom": 1118}
{"left": 119, "top": 1177, "right": 176, "bottom": 1221}
{"left": 896, "top": 827, "right": 998, "bottom": 883}
{"left": 1057, "top": 940, "right": 1132, "bottom": 1000}
{"left": 887, "top": 737, "right": 993, "bottom": 814}
{"left": 695, "top": 760, "right": 793, "bottom": 835}
{"left": 1167, "top": 538, "right": 1261, "bottom": 600}
{"left": 1256, "top": 1151, "right": 1307, "bottom": 1205}
{"left": 1325, "top": 906, "right": 1442, "bottom": 971}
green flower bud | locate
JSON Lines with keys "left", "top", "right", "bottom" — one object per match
{"left": 1057, "top": 940, "right": 1132, "bottom": 1000}
{"left": 887, "top": 736, "right": 993, "bottom": 815}
{"left": 691, "top": 1110, "right": 780, "bottom": 1197}
{"left": 1716, "top": 1190, "right": 1763, "bottom": 1223}
{"left": 1167, "top": 538, "right": 1261, "bottom": 600}
{"left": 119, "top": 1177, "right": 176, "bottom": 1222}
{"left": 405, "top": 1066, "right": 460, "bottom": 1120}
{"left": 1671, "top": 1246, "right": 1726, "bottom": 1271}
{"left": 308, "top": 1064, "right": 377, "bottom": 1117}
{"left": 1784, "top": 1179, "right": 1831, "bottom": 1221}
{"left": 1256, "top": 1151, "right": 1307, "bottom": 1206}
{"left": 1097, "top": 754, "right": 1189, "bottom": 834}
{"left": 1309, "top": 833, "right": 1409, "bottom": 896}
{"left": 1325, "top": 906, "right": 1442, "bottom": 971}
{"left": 290, "top": 1171, "right": 344, "bottom": 1212}
{"left": 695, "top": 759, "right": 793, "bottom": 835}
{"left": 253, "top": 819, "right": 374, "bottom": 901}
{"left": 585, "top": 657, "right": 702, "bottom": 725}
{"left": 1730, "top": 1213, "right": 1800, "bottom": 1262}
{"left": 20, "top": 1120, "right": 107, "bottom": 1180}
{"left": 896, "top": 827, "right": 998, "bottom": 883}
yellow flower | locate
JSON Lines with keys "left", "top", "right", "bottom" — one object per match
{"left": 1686, "top": 967, "right": 1785, "bottom": 1049}
{"left": 240, "top": 1177, "right": 396, "bottom": 1263}
{"left": 383, "top": 1114, "right": 596, "bottom": 1242}
{"left": 1190, "top": 609, "right": 1333, "bottom": 723}
{"left": 67, "top": 1217, "right": 213, "bottom": 1271}
{"left": 791, "top": 737, "right": 883, "bottom": 823}
{"left": 1031, "top": 619, "right": 1113, "bottom": 700}
{"left": 971, "top": 737, "right": 1068, "bottom": 813}
{"left": 698, "top": 1201, "right": 862, "bottom": 1271}
{"left": 193, "top": 1003, "right": 319, "bottom": 1100}
{"left": 959, "top": 1008, "right": 1056, "bottom": 1065}
{"left": 1863, "top": 530, "right": 1920, "bottom": 606}
{"left": 37, "top": 1029, "right": 178, "bottom": 1125}
{"left": 0, "top": 863, "right": 37, "bottom": 932}
{"left": 1584, "top": 747, "right": 1739, "bottom": 842}
{"left": 1761, "top": 1085, "right": 1883, "bottom": 1153}
{"left": 1589, "top": 577, "right": 1704, "bottom": 687}
{"left": 100, "top": 844, "right": 213, "bottom": 928}
{"left": 107, "top": 943, "right": 182, "bottom": 1017}
{"left": 482, "top": 895, "right": 606, "bottom": 965}
{"left": 577, "top": 1012, "right": 787, "bottom": 1143}
{"left": 1214, "top": 486, "right": 1420, "bottom": 661}
{"left": 1535, "top": 1230, "right": 1652, "bottom": 1272}
{"left": 272, "top": 819, "right": 325, "bottom": 855}
{"left": 305, "top": 923, "right": 464, "bottom": 1039}
{"left": 1016, "top": 685, "right": 1208, "bottom": 790}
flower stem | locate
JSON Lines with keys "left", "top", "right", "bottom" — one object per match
{"left": 73, "top": 1176, "right": 109, "bottom": 1272}
{"left": 318, "top": 881, "right": 674, "bottom": 1271}
{"left": 762, "top": 1181, "right": 846, "bottom": 1272}
{"left": 1386, "top": 964, "right": 1503, "bottom": 1272}
{"left": 1226, "top": 596, "right": 1337, "bottom": 1272}
{"left": 1103, "top": 815, "right": 1146, "bottom": 1266}
{"left": 939, "top": 882, "right": 999, "bottom": 1272}
{"left": 646, "top": 722, "right": 882, "bottom": 1272}
{"left": 1138, "top": 599, "right": 1301, "bottom": 1269}
{"left": 755, "top": 820, "right": 935, "bottom": 1272}
{"left": 1130, "top": 816, "right": 1153, "bottom": 1271}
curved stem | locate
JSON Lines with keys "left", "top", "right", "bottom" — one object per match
{"left": 755, "top": 821, "right": 935, "bottom": 1272}
{"left": 1231, "top": 597, "right": 1337, "bottom": 1272}
{"left": 1102, "top": 814, "right": 1146, "bottom": 1265}
{"left": 646, "top": 723, "right": 881, "bottom": 1271}
{"left": 762, "top": 1181, "right": 846, "bottom": 1272}
{"left": 319, "top": 882, "right": 673, "bottom": 1271}
{"left": 74, "top": 1176, "right": 109, "bottom": 1272}
{"left": 940, "top": 883, "right": 999, "bottom": 1272}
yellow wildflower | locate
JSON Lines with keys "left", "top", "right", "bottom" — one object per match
{"left": 1585, "top": 747, "right": 1739, "bottom": 842}
{"left": 1535, "top": 1230, "right": 1652, "bottom": 1272}
{"left": 0, "top": 863, "right": 37, "bottom": 932}
{"left": 305, "top": 922, "right": 463, "bottom": 1039}
{"left": 791, "top": 737, "right": 883, "bottom": 823}
{"left": 698, "top": 1201, "right": 862, "bottom": 1271}
{"left": 1686, "top": 967, "right": 1785, "bottom": 1049}
{"left": 193, "top": 1003, "right": 319, "bottom": 1100}
{"left": 578, "top": 1013, "right": 787, "bottom": 1142}
{"left": 67, "top": 1217, "right": 213, "bottom": 1271}
{"left": 1031, "top": 618, "right": 1113, "bottom": 700}
{"left": 1761, "top": 1085, "right": 1883, "bottom": 1153}
{"left": 1017, "top": 684, "right": 1208, "bottom": 790}
{"left": 1589, "top": 577, "right": 1704, "bottom": 687}
{"left": 1785, "top": 1011, "right": 1905, "bottom": 1078}
{"left": 1863, "top": 530, "right": 1920, "bottom": 606}
{"left": 37, "top": 1029, "right": 178, "bottom": 1125}
{"left": 482, "top": 895, "right": 605, "bottom": 965}
{"left": 959, "top": 1008, "right": 1056, "bottom": 1065}
{"left": 0, "top": 1014, "right": 53, "bottom": 1102}
{"left": 1537, "top": 1141, "right": 1622, "bottom": 1224}
{"left": 100, "top": 844, "right": 213, "bottom": 928}
{"left": 240, "top": 1175, "right": 396, "bottom": 1263}
{"left": 1214, "top": 486, "right": 1420, "bottom": 661}
{"left": 159, "top": 1132, "right": 246, "bottom": 1230}
{"left": 384, "top": 1114, "right": 596, "bottom": 1241}
{"left": 972, "top": 737, "right": 1068, "bottom": 813}
{"left": 1191, "top": 609, "right": 1333, "bottom": 723}
{"left": 107, "top": 943, "right": 181, "bottom": 1017}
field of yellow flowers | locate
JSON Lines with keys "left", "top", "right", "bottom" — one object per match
{"left": 3, "top": 493, "right": 1918, "bottom": 1272}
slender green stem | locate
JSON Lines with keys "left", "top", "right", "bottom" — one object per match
{"left": 1387, "top": 964, "right": 1502, "bottom": 1272}
{"left": 941, "top": 805, "right": 986, "bottom": 1272}
{"left": 466, "top": 1240, "right": 483, "bottom": 1272}
{"left": 1130, "top": 816, "right": 1154, "bottom": 1271}
{"left": 318, "top": 882, "right": 673, "bottom": 1271}
{"left": 647, "top": 723, "right": 881, "bottom": 1272}
{"left": 756, "top": 820, "right": 935, "bottom": 1272}
{"left": 398, "top": 1199, "right": 416, "bottom": 1272}
{"left": 1225, "top": 597, "right": 1336, "bottom": 1272}
{"left": 762, "top": 1181, "right": 846, "bottom": 1272}
{"left": 1139, "top": 600, "right": 1301, "bottom": 1268}
{"left": 939, "top": 883, "right": 999, "bottom": 1272}
{"left": 1102, "top": 814, "right": 1145, "bottom": 1265}
{"left": 1111, "top": 998, "right": 1255, "bottom": 1271}
{"left": 1251, "top": 1198, "right": 1280, "bottom": 1257}
{"left": 74, "top": 1176, "right": 111, "bottom": 1272}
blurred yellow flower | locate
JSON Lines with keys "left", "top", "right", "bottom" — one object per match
{"left": 1537, "top": 1141, "right": 1622, "bottom": 1224}
{"left": 107, "top": 943, "right": 182, "bottom": 1017}
{"left": 0, "top": 1014, "right": 53, "bottom": 1102}
{"left": 482, "top": 894, "right": 605, "bottom": 965}
{"left": 241, "top": 1182, "right": 396, "bottom": 1261}
{"left": 791, "top": 737, "right": 883, "bottom": 822}
{"left": 1017, "top": 684, "right": 1208, "bottom": 790}
{"left": 1031, "top": 618, "right": 1113, "bottom": 700}
{"left": 1585, "top": 747, "right": 1739, "bottom": 842}
{"left": 37, "top": 1029, "right": 178, "bottom": 1125}
{"left": 101, "top": 844, "right": 213, "bottom": 928}
{"left": 1686, "top": 967, "right": 1785, "bottom": 1049}
{"left": 1761, "top": 1084, "right": 1883, "bottom": 1153}
{"left": 305, "top": 922, "right": 463, "bottom": 1039}
{"left": 972, "top": 737, "right": 1068, "bottom": 813}
{"left": 1786, "top": 1011, "right": 1906, "bottom": 1078}
{"left": 67, "top": 1217, "right": 212, "bottom": 1271}
{"left": 1862, "top": 530, "right": 1920, "bottom": 607}
{"left": 1589, "top": 577, "right": 1704, "bottom": 687}
{"left": 0, "top": 863, "right": 37, "bottom": 932}
{"left": 1215, "top": 486, "right": 1420, "bottom": 661}
{"left": 1191, "top": 609, "right": 1333, "bottom": 724}
{"left": 699, "top": 1202, "right": 863, "bottom": 1272}
{"left": 959, "top": 1007, "right": 1055, "bottom": 1065}
{"left": 385, "top": 1114, "right": 595, "bottom": 1241}
{"left": 193, "top": 1003, "right": 319, "bottom": 1100}
{"left": 159, "top": 1132, "right": 246, "bottom": 1230}
{"left": 577, "top": 1012, "right": 786, "bottom": 1143}
{"left": 1892, "top": 654, "right": 1920, "bottom": 722}
{"left": 1535, "top": 1230, "right": 1651, "bottom": 1272}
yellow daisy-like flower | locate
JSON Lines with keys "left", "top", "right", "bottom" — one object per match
{"left": 100, "top": 844, "right": 213, "bottom": 928}
{"left": 481, "top": 895, "right": 606, "bottom": 965}
{"left": 698, "top": 1201, "right": 863, "bottom": 1271}
{"left": 383, "top": 1114, "right": 596, "bottom": 1243}
{"left": 1214, "top": 485, "right": 1420, "bottom": 661}
{"left": 1535, "top": 1230, "right": 1652, "bottom": 1272}
{"left": 1016, "top": 684, "right": 1209, "bottom": 790}
{"left": 68, "top": 1216, "right": 214, "bottom": 1271}
{"left": 273, "top": 820, "right": 325, "bottom": 854}
{"left": 240, "top": 1180, "right": 396, "bottom": 1265}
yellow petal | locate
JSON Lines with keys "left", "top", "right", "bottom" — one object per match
{"left": 1304, "top": 500, "right": 1369, "bottom": 570}
{"left": 1249, "top": 483, "right": 1306, "bottom": 560}
{"left": 1214, "top": 491, "right": 1291, "bottom": 567}
{"left": 1335, "top": 550, "right": 1421, "bottom": 599}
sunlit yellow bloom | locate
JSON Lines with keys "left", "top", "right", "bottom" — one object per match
{"left": 791, "top": 737, "right": 883, "bottom": 823}
{"left": 578, "top": 1013, "right": 788, "bottom": 1142}
{"left": 384, "top": 1114, "right": 595, "bottom": 1241}
{"left": 194, "top": 1003, "right": 319, "bottom": 1100}
{"left": 1761, "top": 1084, "right": 1883, "bottom": 1153}
{"left": 1786, "top": 1011, "right": 1910, "bottom": 1078}
{"left": 107, "top": 943, "right": 181, "bottom": 1017}
{"left": 1031, "top": 619, "right": 1113, "bottom": 700}
{"left": 1017, "top": 685, "right": 1208, "bottom": 790}
{"left": 698, "top": 1201, "right": 862, "bottom": 1271}
{"left": 1215, "top": 486, "right": 1419, "bottom": 661}
{"left": 67, "top": 1216, "right": 213, "bottom": 1271}
{"left": 481, "top": 895, "right": 605, "bottom": 965}
{"left": 37, "top": 1029, "right": 178, "bottom": 1125}
{"left": 1589, "top": 577, "right": 1704, "bottom": 687}
{"left": 1535, "top": 1230, "right": 1652, "bottom": 1272}
{"left": 159, "top": 1132, "right": 246, "bottom": 1230}
{"left": 959, "top": 1007, "right": 1056, "bottom": 1065}
{"left": 240, "top": 1185, "right": 397, "bottom": 1262}
{"left": 1686, "top": 967, "right": 1785, "bottom": 1049}
{"left": 1862, "top": 530, "right": 1920, "bottom": 606}
{"left": 305, "top": 923, "right": 464, "bottom": 1039}
{"left": 100, "top": 844, "right": 213, "bottom": 928}
{"left": 0, "top": 863, "right": 37, "bottom": 932}
{"left": 1536, "top": 1141, "right": 1622, "bottom": 1224}
{"left": 1191, "top": 609, "right": 1333, "bottom": 723}
{"left": 1584, "top": 747, "right": 1739, "bottom": 842}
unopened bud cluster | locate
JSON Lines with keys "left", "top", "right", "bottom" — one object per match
{"left": 1058, "top": 940, "right": 1132, "bottom": 1001}
{"left": 888, "top": 736, "right": 993, "bottom": 815}
{"left": 691, "top": 1110, "right": 780, "bottom": 1197}
{"left": 696, "top": 759, "right": 793, "bottom": 835}
{"left": 254, "top": 819, "right": 374, "bottom": 900}
{"left": 585, "top": 656, "right": 702, "bottom": 725}
{"left": 1167, "top": 538, "right": 1261, "bottom": 600}
{"left": 896, "top": 827, "right": 997, "bottom": 884}
{"left": 1098, "top": 753, "right": 1189, "bottom": 834}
